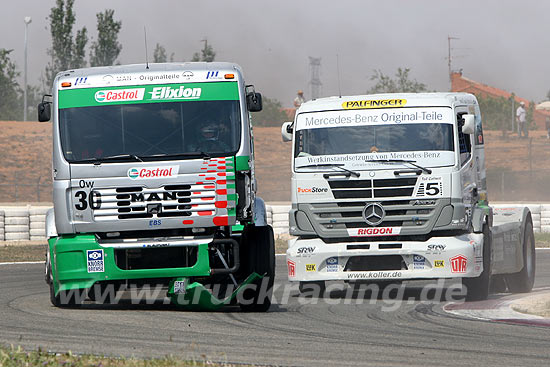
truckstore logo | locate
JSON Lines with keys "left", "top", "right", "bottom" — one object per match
{"left": 128, "top": 166, "right": 179, "bottom": 180}
{"left": 362, "top": 203, "right": 385, "bottom": 226}
{"left": 450, "top": 254, "right": 467, "bottom": 273}
{"left": 94, "top": 88, "right": 145, "bottom": 103}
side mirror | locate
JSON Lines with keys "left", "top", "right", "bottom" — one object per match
{"left": 247, "top": 92, "right": 262, "bottom": 112}
{"left": 38, "top": 94, "right": 52, "bottom": 122}
{"left": 462, "top": 114, "right": 475, "bottom": 134}
{"left": 281, "top": 121, "right": 293, "bottom": 142}
{"left": 245, "top": 85, "right": 262, "bottom": 112}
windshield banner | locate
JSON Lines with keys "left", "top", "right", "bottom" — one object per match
{"left": 295, "top": 151, "right": 456, "bottom": 170}
{"left": 58, "top": 81, "right": 239, "bottom": 109}
{"left": 296, "top": 107, "right": 454, "bottom": 131}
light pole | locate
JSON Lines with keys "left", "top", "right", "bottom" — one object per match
{"left": 24, "top": 16, "right": 32, "bottom": 122}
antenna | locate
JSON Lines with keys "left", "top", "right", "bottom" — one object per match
{"left": 308, "top": 56, "right": 322, "bottom": 99}
{"left": 336, "top": 54, "right": 342, "bottom": 98}
{"left": 144, "top": 27, "right": 149, "bottom": 69}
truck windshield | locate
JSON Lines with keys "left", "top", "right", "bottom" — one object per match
{"left": 295, "top": 123, "right": 454, "bottom": 157}
{"left": 59, "top": 100, "right": 241, "bottom": 163}
{"left": 294, "top": 106, "right": 456, "bottom": 170}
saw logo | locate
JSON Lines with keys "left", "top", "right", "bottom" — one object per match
{"left": 149, "top": 86, "right": 201, "bottom": 100}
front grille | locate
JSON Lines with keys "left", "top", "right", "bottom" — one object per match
{"left": 328, "top": 177, "right": 417, "bottom": 199}
{"left": 92, "top": 184, "right": 216, "bottom": 221}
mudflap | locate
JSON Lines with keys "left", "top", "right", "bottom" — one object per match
{"left": 167, "top": 272, "right": 263, "bottom": 311}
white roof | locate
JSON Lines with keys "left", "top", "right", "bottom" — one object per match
{"left": 55, "top": 62, "right": 244, "bottom": 89}
{"left": 297, "top": 92, "right": 477, "bottom": 114}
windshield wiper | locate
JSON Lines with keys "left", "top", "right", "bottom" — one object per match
{"left": 365, "top": 159, "right": 432, "bottom": 174}
{"left": 296, "top": 163, "right": 360, "bottom": 178}
{"left": 146, "top": 152, "right": 211, "bottom": 160}
{"left": 76, "top": 154, "right": 144, "bottom": 164}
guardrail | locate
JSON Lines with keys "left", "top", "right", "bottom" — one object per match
{"left": 0, "top": 203, "right": 547, "bottom": 242}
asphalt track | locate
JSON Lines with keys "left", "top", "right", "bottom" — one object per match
{"left": 1, "top": 251, "right": 550, "bottom": 366}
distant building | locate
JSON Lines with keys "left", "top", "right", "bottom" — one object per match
{"left": 451, "top": 71, "right": 549, "bottom": 130}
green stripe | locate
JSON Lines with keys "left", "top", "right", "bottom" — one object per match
{"left": 59, "top": 81, "right": 239, "bottom": 109}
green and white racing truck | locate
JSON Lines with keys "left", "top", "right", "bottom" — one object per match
{"left": 39, "top": 62, "right": 275, "bottom": 311}
{"left": 282, "top": 93, "right": 535, "bottom": 300}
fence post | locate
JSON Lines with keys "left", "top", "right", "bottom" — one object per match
{"left": 529, "top": 137, "right": 533, "bottom": 178}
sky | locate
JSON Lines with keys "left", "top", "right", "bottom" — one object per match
{"left": 2, "top": 0, "right": 549, "bottom": 107}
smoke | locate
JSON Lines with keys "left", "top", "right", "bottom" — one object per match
{"left": 2, "top": 0, "right": 549, "bottom": 107}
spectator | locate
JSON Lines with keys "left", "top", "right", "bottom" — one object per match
{"left": 516, "top": 101, "right": 526, "bottom": 138}
{"left": 294, "top": 90, "right": 305, "bottom": 108}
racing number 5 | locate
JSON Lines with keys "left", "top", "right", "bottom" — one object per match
{"left": 74, "top": 191, "right": 102, "bottom": 210}
{"left": 425, "top": 182, "right": 440, "bottom": 196}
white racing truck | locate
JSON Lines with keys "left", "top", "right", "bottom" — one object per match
{"left": 282, "top": 93, "right": 535, "bottom": 300}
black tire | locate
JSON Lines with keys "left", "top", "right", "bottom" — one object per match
{"left": 463, "top": 224, "right": 492, "bottom": 301}
{"left": 506, "top": 220, "right": 536, "bottom": 293}
{"left": 49, "top": 283, "right": 84, "bottom": 308}
{"left": 239, "top": 225, "right": 275, "bottom": 312}
{"left": 298, "top": 281, "right": 326, "bottom": 297}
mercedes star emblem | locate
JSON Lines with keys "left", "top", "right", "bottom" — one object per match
{"left": 362, "top": 203, "right": 385, "bottom": 226}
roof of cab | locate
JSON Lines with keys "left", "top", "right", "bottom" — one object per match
{"left": 296, "top": 92, "right": 478, "bottom": 114}
{"left": 57, "top": 62, "right": 243, "bottom": 79}
{"left": 53, "top": 62, "right": 245, "bottom": 91}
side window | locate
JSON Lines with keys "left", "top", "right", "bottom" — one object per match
{"left": 457, "top": 112, "right": 472, "bottom": 166}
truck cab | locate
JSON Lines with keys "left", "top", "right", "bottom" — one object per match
{"left": 283, "top": 93, "right": 535, "bottom": 300}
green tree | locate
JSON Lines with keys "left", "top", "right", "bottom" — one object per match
{"left": 43, "top": 0, "right": 88, "bottom": 89}
{"left": 89, "top": 9, "right": 122, "bottom": 67}
{"left": 526, "top": 100, "right": 535, "bottom": 133}
{"left": 251, "top": 96, "right": 289, "bottom": 126}
{"left": 0, "top": 49, "right": 21, "bottom": 120}
{"left": 191, "top": 39, "right": 216, "bottom": 62}
{"left": 475, "top": 94, "right": 513, "bottom": 136}
{"left": 153, "top": 43, "right": 167, "bottom": 63}
{"left": 368, "top": 67, "right": 427, "bottom": 93}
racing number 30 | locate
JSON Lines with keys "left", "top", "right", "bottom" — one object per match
{"left": 75, "top": 191, "right": 102, "bottom": 210}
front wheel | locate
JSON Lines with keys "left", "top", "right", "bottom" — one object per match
{"left": 46, "top": 256, "right": 83, "bottom": 308}
{"left": 463, "top": 224, "right": 492, "bottom": 301}
{"left": 506, "top": 220, "right": 536, "bottom": 293}
{"left": 239, "top": 225, "right": 275, "bottom": 312}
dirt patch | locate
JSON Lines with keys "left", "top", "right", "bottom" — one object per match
{"left": 0, "top": 244, "right": 46, "bottom": 262}
{"left": 512, "top": 292, "right": 550, "bottom": 318}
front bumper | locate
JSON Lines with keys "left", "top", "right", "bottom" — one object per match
{"left": 49, "top": 234, "right": 212, "bottom": 295}
{"left": 286, "top": 233, "right": 484, "bottom": 282}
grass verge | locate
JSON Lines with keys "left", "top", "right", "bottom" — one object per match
{"left": 0, "top": 244, "right": 47, "bottom": 262}
{"left": 535, "top": 233, "right": 550, "bottom": 248}
{"left": 0, "top": 344, "right": 250, "bottom": 366}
